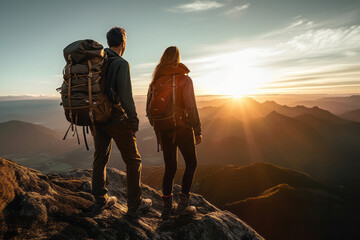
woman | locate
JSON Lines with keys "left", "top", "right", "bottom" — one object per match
{"left": 146, "top": 46, "right": 202, "bottom": 219}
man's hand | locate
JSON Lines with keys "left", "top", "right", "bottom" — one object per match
{"left": 195, "top": 135, "right": 202, "bottom": 145}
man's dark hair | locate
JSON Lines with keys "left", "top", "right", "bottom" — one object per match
{"left": 106, "top": 27, "right": 127, "bottom": 48}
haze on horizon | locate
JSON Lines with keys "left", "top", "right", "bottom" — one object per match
{"left": 0, "top": 0, "right": 359, "bottom": 97}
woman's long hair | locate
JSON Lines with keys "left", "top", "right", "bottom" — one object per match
{"left": 150, "top": 46, "right": 181, "bottom": 86}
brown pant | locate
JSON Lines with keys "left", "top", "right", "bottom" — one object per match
{"left": 92, "top": 114, "right": 142, "bottom": 209}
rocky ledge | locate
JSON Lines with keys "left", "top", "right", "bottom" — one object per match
{"left": 0, "top": 157, "right": 263, "bottom": 240}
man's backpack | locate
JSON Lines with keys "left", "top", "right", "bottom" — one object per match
{"left": 147, "top": 75, "right": 178, "bottom": 131}
{"left": 58, "top": 39, "right": 112, "bottom": 150}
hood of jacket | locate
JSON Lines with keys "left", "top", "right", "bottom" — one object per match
{"left": 156, "top": 63, "right": 190, "bottom": 79}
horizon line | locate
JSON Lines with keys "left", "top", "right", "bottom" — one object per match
{"left": 1, "top": 93, "right": 359, "bottom": 102}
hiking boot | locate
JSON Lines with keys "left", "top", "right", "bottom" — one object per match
{"left": 93, "top": 196, "right": 117, "bottom": 214}
{"left": 175, "top": 193, "right": 196, "bottom": 216}
{"left": 127, "top": 198, "right": 152, "bottom": 217}
{"left": 161, "top": 195, "right": 177, "bottom": 219}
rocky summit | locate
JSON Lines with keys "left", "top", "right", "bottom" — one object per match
{"left": 0, "top": 157, "right": 263, "bottom": 240}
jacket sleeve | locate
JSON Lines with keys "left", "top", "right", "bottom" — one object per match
{"left": 116, "top": 60, "right": 139, "bottom": 132}
{"left": 183, "top": 77, "right": 201, "bottom": 136}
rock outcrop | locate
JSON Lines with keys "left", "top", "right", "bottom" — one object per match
{"left": 0, "top": 157, "right": 263, "bottom": 240}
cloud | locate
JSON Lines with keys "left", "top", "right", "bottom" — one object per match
{"left": 168, "top": 1, "right": 225, "bottom": 13}
{"left": 286, "top": 16, "right": 313, "bottom": 30}
{"left": 226, "top": 4, "right": 250, "bottom": 14}
{"left": 189, "top": 24, "right": 360, "bottom": 94}
{"left": 285, "top": 25, "right": 360, "bottom": 52}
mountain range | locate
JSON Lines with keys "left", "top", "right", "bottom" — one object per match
{"left": 294, "top": 95, "right": 360, "bottom": 114}
{"left": 340, "top": 109, "right": 360, "bottom": 122}
{"left": 2, "top": 97, "right": 360, "bottom": 187}
{"left": 193, "top": 98, "right": 360, "bottom": 186}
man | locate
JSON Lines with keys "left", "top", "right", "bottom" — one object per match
{"left": 92, "top": 27, "right": 152, "bottom": 216}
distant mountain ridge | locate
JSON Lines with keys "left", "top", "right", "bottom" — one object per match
{"left": 2, "top": 97, "right": 360, "bottom": 187}
{"left": 195, "top": 98, "right": 360, "bottom": 184}
{"left": 199, "top": 97, "right": 344, "bottom": 123}
{"left": 340, "top": 109, "right": 360, "bottom": 122}
{"left": 0, "top": 99, "right": 68, "bottom": 130}
{"left": 0, "top": 120, "right": 127, "bottom": 173}
{"left": 294, "top": 95, "right": 360, "bottom": 114}
{"left": 0, "top": 120, "right": 61, "bottom": 154}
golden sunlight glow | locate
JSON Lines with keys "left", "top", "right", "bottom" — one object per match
{"left": 194, "top": 49, "right": 274, "bottom": 97}
{"left": 220, "top": 65, "right": 271, "bottom": 97}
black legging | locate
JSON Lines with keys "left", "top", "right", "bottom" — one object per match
{"left": 160, "top": 128, "right": 197, "bottom": 196}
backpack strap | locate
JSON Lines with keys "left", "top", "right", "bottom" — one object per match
{"left": 63, "top": 56, "right": 74, "bottom": 141}
{"left": 83, "top": 126, "right": 89, "bottom": 151}
{"left": 172, "top": 75, "right": 176, "bottom": 144}
{"left": 67, "top": 57, "right": 74, "bottom": 132}
{"left": 63, "top": 123, "right": 72, "bottom": 140}
{"left": 87, "top": 60, "right": 96, "bottom": 137}
{"left": 74, "top": 114, "right": 80, "bottom": 144}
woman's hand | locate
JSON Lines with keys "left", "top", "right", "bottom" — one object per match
{"left": 195, "top": 135, "right": 202, "bottom": 145}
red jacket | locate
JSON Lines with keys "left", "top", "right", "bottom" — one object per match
{"left": 146, "top": 63, "right": 201, "bottom": 136}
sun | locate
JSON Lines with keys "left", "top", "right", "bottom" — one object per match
{"left": 233, "top": 94, "right": 244, "bottom": 99}
{"left": 204, "top": 65, "right": 271, "bottom": 97}
{"left": 195, "top": 50, "right": 273, "bottom": 97}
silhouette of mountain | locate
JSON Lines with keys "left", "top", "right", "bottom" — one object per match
{"left": 3, "top": 97, "right": 360, "bottom": 187}
{"left": 142, "top": 162, "right": 359, "bottom": 240}
{"left": 0, "top": 120, "right": 62, "bottom": 154}
{"left": 340, "top": 109, "right": 360, "bottom": 122}
{"left": 0, "top": 120, "right": 102, "bottom": 172}
{"left": 295, "top": 95, "right": 360, "bottom": 114}
{"left": 199, "top": 97, "right": 343, "bottom": 123}
{"left": 0, "top": 99, "right": 66, "bottom": 130}
{"left": 198, "top": 111, "right": 326, "bottom": 173}
{"left": 144, "top": 163, "right": 333, "bottom": 207}
{"left": 195, "top": 99, "right": 360, "bottom": 185}
{"left": 0, "top": 157, "right": 263, "bottom": 240}
{"left": 224, "top": 183, "right": 357, "bottom": 240}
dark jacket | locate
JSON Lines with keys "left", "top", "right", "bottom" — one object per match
{"left": 105, "top": 48, "right": 139, "bottom": 132}
{"left": 146, "top": 63, "right": 201, "bottom": 136}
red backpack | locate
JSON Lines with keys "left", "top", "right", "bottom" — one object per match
{"left": 147, "top": 75, "right": 177, "bottom": 131}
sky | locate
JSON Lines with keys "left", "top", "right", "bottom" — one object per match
{"left": 0, "top": 0, "right": 359, "bottom": 97}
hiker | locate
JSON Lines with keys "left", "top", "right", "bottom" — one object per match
{"left": 146, "top": 46, "right": 202, "bottom": 219}
{"left": 92, "top": 27, "right": 152, "bottom": 215}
